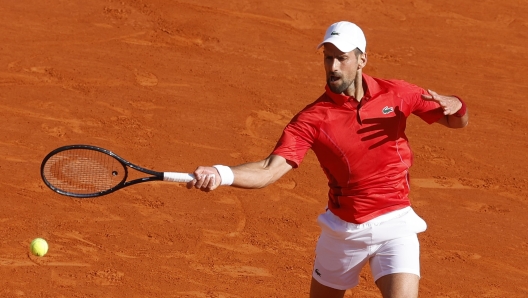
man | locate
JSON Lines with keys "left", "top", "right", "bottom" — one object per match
{"left": 187, "top": 21, "right": 468, "bottom": 298}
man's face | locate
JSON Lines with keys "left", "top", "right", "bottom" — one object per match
{"left": 323, "top": 43, "right": 365, "bottom": 95}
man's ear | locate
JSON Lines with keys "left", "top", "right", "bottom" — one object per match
{"left": 358, "top": 53, "right": 367, "bottom": 69}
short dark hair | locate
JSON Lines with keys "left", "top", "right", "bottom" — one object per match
{"left": 353, "top": 48, "right": 363, "bottom": 57}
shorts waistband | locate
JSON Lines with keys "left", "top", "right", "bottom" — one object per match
{"left": 327, "top": 206, "right": 412, "bottom": 229}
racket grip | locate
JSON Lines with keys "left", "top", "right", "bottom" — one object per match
{"left": 163, "top": 172, "right": 195, "bottom": 183}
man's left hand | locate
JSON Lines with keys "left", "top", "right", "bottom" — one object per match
{"left": 421, "top": 89, "right": 462, "bottom": 115}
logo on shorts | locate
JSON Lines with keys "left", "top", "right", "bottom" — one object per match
{"left": 330, "top": 31, "right": 340, "bottom": 36}
{"left": 382, "top": 106, "right": 394, "bottom": 114}
{"left": 315, "top": 269, "right": 322, "bottom": 276}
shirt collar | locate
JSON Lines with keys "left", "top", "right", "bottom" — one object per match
{"left": 324, "top": 73, "right": 382, "bottom": 105}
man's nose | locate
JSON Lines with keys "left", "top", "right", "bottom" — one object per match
{"left": 331, "top": 58, "right": 339, "bottom": 71}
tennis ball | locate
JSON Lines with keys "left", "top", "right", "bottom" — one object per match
{"left": 30, "top": 238, "right": 49, "bottom": 257}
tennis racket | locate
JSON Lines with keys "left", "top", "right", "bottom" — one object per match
{"left": 40, "top": 144, "right": 195, "bottom": 198}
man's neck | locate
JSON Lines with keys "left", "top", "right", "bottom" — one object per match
{"left": 343, "top": 71, "right": 364, "bottom": 102}
{"left": 353, "top": 70, "right": 364, "bottom": 102}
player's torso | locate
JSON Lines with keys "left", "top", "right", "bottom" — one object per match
{"left": 311, "top": 91, "right": 413, "bottom": 188}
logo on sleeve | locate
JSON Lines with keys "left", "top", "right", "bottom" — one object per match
{"left": 382, "top": 106, "right": 394, "bottom": 114}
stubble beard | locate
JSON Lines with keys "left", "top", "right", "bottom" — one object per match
{"left": 327, "top": 78, "right": 353, "bottom": 95}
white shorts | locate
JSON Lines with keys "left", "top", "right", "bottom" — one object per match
{"left": 312, "top": 207, "right": 427, "bottom": 290}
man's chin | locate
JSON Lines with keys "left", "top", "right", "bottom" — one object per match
{"left": 327, "top": 81, "right": 347, "bottom": 94}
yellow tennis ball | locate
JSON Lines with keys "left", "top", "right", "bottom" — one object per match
{"left": 30, "top": 238, "right": 49, "bottom": 257}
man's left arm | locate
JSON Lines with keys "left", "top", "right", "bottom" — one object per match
{"left": 421, "top": 89, "right": 469, "bottom": 128}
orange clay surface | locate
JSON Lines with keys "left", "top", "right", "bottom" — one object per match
{"left": 1, "top": 1, "right": 527, "bottom": 297}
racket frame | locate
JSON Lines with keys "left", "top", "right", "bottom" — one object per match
{"left": 40, "top": 144, "right": 166, "bottom": 198}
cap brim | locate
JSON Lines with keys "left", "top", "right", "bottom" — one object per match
{"left": 316, "top": 37, "right": 357, "bottom": 53}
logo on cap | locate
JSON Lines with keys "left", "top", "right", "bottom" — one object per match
{"left": 330, "top": 31, "right": 340, "bottom": 36}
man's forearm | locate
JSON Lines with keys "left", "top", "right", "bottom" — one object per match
{"left": 445, "top": 112, "right": 469, "bottom": 128}
{"left": 231, "top": 155, "right": 293, "bottom": 189}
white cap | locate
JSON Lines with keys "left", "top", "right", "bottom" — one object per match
{"left": 316, "top": 21, "right": 366, "bottom": 53}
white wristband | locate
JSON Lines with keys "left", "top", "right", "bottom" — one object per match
{"left": 213, "top": 165, "right": 234, "bottom": 186}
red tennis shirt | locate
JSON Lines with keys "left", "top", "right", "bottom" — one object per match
{"left": 272, "top": 73, "right": 446, "bottom": 224}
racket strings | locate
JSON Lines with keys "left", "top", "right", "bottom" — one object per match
{"left": 42, "top": 149, "right": 125, "bottom": 195}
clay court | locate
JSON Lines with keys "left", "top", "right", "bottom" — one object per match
{"left": 1, "top": 0, "right": 527, "bottom": 297}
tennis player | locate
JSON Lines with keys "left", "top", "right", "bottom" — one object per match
{"left": 187, "top": 21, "right": 468, "bottom": 298}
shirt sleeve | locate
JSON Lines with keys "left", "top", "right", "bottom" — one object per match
{"left": 271, "top": 111, "right": 319, "bottom": 168}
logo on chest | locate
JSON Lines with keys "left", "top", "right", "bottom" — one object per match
{"left": 382, "top": 106, "right": 394, "bottom": 114}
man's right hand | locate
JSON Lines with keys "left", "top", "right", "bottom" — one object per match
{"left": 186, "top": 166, "right": 221, "bottom": 192}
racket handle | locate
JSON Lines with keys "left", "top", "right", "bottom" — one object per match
{"left": 163, "top": 172, "right": 195, "bottom": 183}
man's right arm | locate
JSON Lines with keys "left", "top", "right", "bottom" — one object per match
{"left": 187, "top": 154, "right": 293, "bottom": 192}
